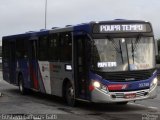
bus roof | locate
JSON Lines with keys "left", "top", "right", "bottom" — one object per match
{"left": 2, "top": 20, "right": 151, "bottom": 40}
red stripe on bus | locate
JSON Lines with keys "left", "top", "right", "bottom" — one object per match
{"left": 30, "top": 64, "right": 39, "bottom": 90}
{"left": 108, "top": 84, "right": 128, "bottom": 90}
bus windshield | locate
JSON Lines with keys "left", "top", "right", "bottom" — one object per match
{"left": 91, "top": 37, "right": 155, "bottom": 72}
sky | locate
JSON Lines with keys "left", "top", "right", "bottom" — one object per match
{"left": 0, "top": 0, "right": 160, "bottom": 45}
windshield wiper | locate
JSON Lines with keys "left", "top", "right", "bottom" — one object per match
{"left": 131, "top": 35, "right": 142, "bottom": 63}
{"left": 131, "top": 40, "right": 135, "bottom": 63}
{"left": 106, "top": 36, "right": 124, "bottom": 64}
{"left": 119, "top": 40, "right": 124, "bottom": 63}
{"left": 133, "top": 35, "right": 142, "bottom": 51}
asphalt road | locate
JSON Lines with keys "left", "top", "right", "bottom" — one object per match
{"left": 0, "top": 72, "right": 160, "bottom": 120}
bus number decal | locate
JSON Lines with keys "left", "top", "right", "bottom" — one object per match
{"left": 139, "top": 83, "right": 149, "bottom": 88}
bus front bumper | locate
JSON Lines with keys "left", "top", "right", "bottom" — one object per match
{"left": 91, "top": 86, "right": 157, "bottom": 103}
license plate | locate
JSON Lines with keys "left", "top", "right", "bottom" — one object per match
{"left": 124, "top": 93, "right": 136, "bottom": 99}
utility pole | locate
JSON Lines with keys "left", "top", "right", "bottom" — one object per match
{"left": 45, "top": 0, "right": 47, "bottom": 29}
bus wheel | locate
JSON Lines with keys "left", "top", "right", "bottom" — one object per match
{"left": 116, "top": 102, "right": 128, "bottom": 105}
{"left": 65, "top": 82, "right": 76, "bottom": 106}
{"left": 18, "top": 75, "right": 27, "bottom": 95}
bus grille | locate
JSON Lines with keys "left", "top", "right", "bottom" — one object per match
{"left": 96, "top": 69, "right": 155, "bottom": 82}
{"left": 114, "top": 90, "right": 148, "bottom": 98}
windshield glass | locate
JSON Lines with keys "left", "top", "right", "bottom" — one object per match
{"left": 91, "top": 37, "right": 155, "bottom": 72}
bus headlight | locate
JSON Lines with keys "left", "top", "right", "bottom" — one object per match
{"left": 150, "top": 77, "right": 158, "bottom": 90}
{"left": 93, "top": 81, "right": 101, "bottom": 88}
{"left": 92, "top": 81, "right": 109, "bottom": 93}
{"left": 153, "top": 77, "right": 158, "bottom": 84}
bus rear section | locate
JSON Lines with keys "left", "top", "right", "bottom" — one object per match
{"left": 88, "top": 21, "right": 157, "bottom": 103}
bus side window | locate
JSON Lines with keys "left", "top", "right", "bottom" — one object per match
{"left": 16, "top": 39, "right": 28, "bottom": 59}
{"left": 59, "top": 32, "right": 72, "bottom": 62}
{"left": 49, "top": 34, "right": 59, "bottom": 61}
{"left": 2, "top": 40, "right": 10, "bottom": 60}
{"left": 38, "top": 36, "right": 49, "bottom": 61}
{"left": 77, "top": 39, "right": 83, "bottom": 65}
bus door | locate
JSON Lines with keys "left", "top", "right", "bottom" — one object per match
{"left": 29, "top": 39, "right": 39, "bottom": 90}
{"left": 9, "top": 41, "right": 16, "bottom": 84}
{"left": 16, "top": 39, "right": 30, "bottom": 88}
{"left": 73, "top": 34, "right": 90, "bottom": 99}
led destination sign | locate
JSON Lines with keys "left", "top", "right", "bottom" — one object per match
{"left": 93, "top": 23, "right": 151, "bottom": 33}
{"left": 100, "top": 24, "right": 145, "bottom": 32}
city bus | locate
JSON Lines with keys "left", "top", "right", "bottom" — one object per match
{"left": 2, "top": 20, "right": 157, "bottom": 106}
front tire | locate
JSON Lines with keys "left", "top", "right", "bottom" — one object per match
{"left": 65, "top": 82, "right": 76, "bottom": 106}
{"left": 18, "top": 75, "right": 27, "bottom": 95}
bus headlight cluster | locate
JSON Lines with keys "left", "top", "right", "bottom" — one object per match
{"left": 92, "top": 81, "right": 109, "bottom": 93}
{"left": 93, "top": 81, "right": 101, "bottom": 88}
{"left": 150, "top": 77, "right": 158, "bottom": 91}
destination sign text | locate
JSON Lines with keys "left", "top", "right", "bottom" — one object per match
{"left": 99, "top": 24, "right": 146, "bottom": 33}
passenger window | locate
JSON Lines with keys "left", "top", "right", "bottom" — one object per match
{"left": 16, "top": 39, "right": 28, "bottom": 59}
{"left": 59, "top": 32, "right": 72, "bottom": 61}
{"left": 49, "top": 34, "right": 59, "bottom": 61}
{"left": 2, "top": 40, "right": 10, "bottom": 59}
{"left": 38, "top": 36, "right": 49, "bottom": 61}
